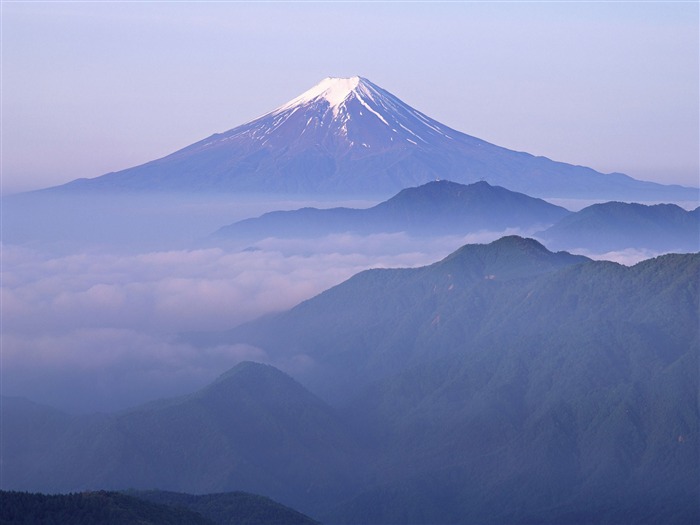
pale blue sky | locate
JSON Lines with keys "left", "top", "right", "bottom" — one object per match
{"left": 2, "top": 1, "right": 698, "bottom": 194}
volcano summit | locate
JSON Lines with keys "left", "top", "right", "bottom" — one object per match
{"left": 56, "top": 76, "right": 696, "bottom": 200}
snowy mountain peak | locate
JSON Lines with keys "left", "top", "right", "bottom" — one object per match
{"left": 241, "top": 75, "right": 457, "bottom": 146}
{"left": 56, "top": 75, "right": 699, "bottom": 201}
{"left": 180, "top": 75, "right": 469, "bottom": 169}
{"left": 274, "top": 76, "right": 364, "bottom": 115}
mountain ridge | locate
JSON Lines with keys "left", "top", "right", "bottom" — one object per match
{"left": 46, "top": 77, "right": 698, "bottom": 201}
{"left": 214, "top": 180, "right": 571, "bottom": 241}
{"left": 2, "top": 245, "right": 698, "bottom": 523}
{"left": 537, "top": 200, "right": 700, "bottom": 252}
{"left": 0, "top": 361, "right": 365, "bottom": 514}
{"left": 219, "top": 236, "right": 592, "bottom": 401}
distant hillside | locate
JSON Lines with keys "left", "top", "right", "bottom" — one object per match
{"left": 537, "top": 201, "right": 700, "bottom": 253}
{"left": 214, "top": 180, "right": 571, "bottom": 241}
{"left": 128, "top": 490, "right": 319, "bottom": 525}
{"left": 1, "top": 363, "right": 364, "bottom": 515}
{"left": 222, "top": 236, "right": 591, "bottom": 400}
{"left": 0, "top": 490, "right": 213, "bottom": 525}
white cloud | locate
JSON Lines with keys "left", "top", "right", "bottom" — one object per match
{"left": 565, "top": 247, "right": 662, "bottom": 266}
{"left": 1, "top": 226, "right": 602, "bottom": 412}
{"left": 0, "top": 236, "right": 464, "bottom": 412}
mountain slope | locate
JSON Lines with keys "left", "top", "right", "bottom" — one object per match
{"left": 128, "top": 490, "right": 319, "bottom": 525}
{"left": 220, "top": 237, "right": 591, "bottom": 401}
{"left": 53, "top": 76, "right": 697, "bottom": 200}
{"left": 537, "top": 201, "right": 700, "bottom": 252}
{"left": 3, "top": 241, "right": 698, "bottom": 524}
{"left": 214, "top": 180, "right": 571, "bottom": 241}
{"left": 334, "top": 254, "right": 699, "bottom": 524}
{"left": 0, "top": 489, "right": 320, "bottom": 525}
{"left": 0, "top": 490, "right": 214, "bottom": 525}
{"left": 0, "top": 363, "right": 363, "bottom": 514}
{"left": 219, "top": 246, "right": 699, "bottom": 523}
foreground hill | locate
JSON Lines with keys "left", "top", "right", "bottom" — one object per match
{"left": 0, "top": 363, "right": 364, "bottom": 515}
{"left": 127, "top": 490, "right": 319, "bottom": 525}
{"left": 538, "top": 201, "right": 700, "bottom": 253}
{"left": 49, "top": 76, "right": 696, "bottom": 201}
{"left": 3, "top": 238, "right": 698, "bottom": 523}
{"left": 0, "top": 489, "right": 318, "bottom": 525}
{"left": 214, "top": 180, "right": 571, "bottom": 241}
{"left": 0, "top": 490, "right": 212, "bottom": 525}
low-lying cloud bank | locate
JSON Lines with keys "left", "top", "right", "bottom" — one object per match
{"left": 2, "top": 233, "right": 476, "bottom": 412}
{"left": 1, "top": 230, "right": 662, "bottom": 413}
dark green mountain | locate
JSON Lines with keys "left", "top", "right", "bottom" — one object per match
{"left": 127, "top": 490, "right": 319, "bottom": 525}
{"left": 537, "top": 201, "right": 700, "bottom": 253}
{"left": 214, "top": 180, "right": 571, "bottom": 241}
{"left": 0, "top": 490, "right": 213, "bottom": 525}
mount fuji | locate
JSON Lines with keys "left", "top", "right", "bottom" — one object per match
{"left": 55, "top": 76, "right": 696, "bottom": 200}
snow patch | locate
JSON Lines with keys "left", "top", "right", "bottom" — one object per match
{"left": 273, "top": 76, "right": 361, "bottom": 115}
{"left": 398, "top": 123, "right": 426, "bottom": 143}
{"left": 355, "top": 93, "right": 390, "bottom": 126}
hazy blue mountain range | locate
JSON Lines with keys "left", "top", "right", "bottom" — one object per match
{"left": 3, "top": 237, "right": 697, "bottom": 523}
{"left": 219, "top": 236, "right": 591, "bottom": 401}
{"left": 329, "top": 252, "right": 699, "bottom": 523}
{"left": 214, "top": 180, "right": 700, "bottom": 255}
{"left": 47, "top": 76, "right": 697, "bottom": 201}
{"left": 537, "top": 201, "right": 700, "bottom": 253}
{"left": 0, "top": 363, "right": 363, "bottom": 516}
{"left": 214, "top": 180, "right": 571, "bottom": 241}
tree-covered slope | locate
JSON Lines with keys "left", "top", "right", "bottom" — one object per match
{"left": 0, "top": 490, "right": 213, "bottom": 525}
{"left": 127, "top": 490, "right": 320, "bottom": 525}
{"left": 333, "top": 253, "right": 699, "bottom": 523}
{"left": 224, "top": 236, "right": 590, "bottom": 401}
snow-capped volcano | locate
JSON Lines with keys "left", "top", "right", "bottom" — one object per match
{"left": 57, "top": 76, "right": 697, "bottom": 200}
{"left": 204, "top": 76, "right": 460, "bottom": 156}
{"left": 266, "top": 75, "right": 448, "bottom": 134}
{"left": 274, "top": 76, "right": 371, "bottom": 114}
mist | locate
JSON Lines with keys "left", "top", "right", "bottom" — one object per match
{"left": 2, "top": 190, "right": 671, "bottom": 413}
{"left": 2, "top": 192, "right": 499, "bottom": 412}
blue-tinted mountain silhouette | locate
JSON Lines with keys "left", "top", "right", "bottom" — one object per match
{"left": 53, "top": 77, "right": 697, "bottom": 201}
{"left": 214, "top": 180, "right": 570, "bottom": 241}
{"left": 538, "top": 201, "right": 700, "bottom": 252}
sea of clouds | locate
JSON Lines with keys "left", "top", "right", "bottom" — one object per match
{"left": 2, "top": 192, "right": 661, "bottom": 413}
{"left": 3, "top": 227, "right": 503, "bottom": 412}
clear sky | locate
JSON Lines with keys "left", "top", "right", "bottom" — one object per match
{"left": 2, "top": 1, "right": 699, "bottom": 194}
